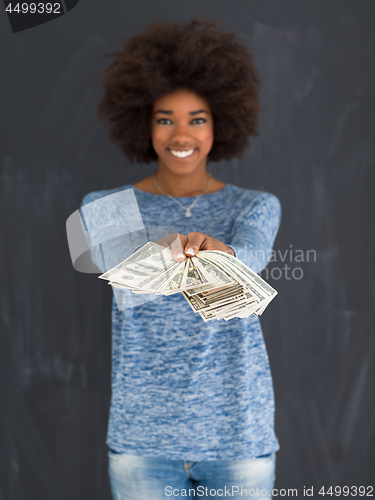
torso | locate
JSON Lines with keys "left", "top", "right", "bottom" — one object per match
{"left": 133, "top": 174, "right": 226, "bottom": 196}
{"left": 84, "top": 181, "right": 281, "bottom": 460}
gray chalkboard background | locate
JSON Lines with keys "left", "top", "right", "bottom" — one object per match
{"left": 1, "top": 1, "right": 374, "bottom": 498}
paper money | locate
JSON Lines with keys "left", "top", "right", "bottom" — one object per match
{"left": 99, "top": 242, "right": 278, "bottom": 321}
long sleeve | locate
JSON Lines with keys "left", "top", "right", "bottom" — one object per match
{"left": 79, "top": 192, "right": 106, "bottom": 272}
{"left": 227, "top": 193, "right": 281, "bottom": 274}
{"left": 79, "top": 188, "right": 148, "bottom": 273}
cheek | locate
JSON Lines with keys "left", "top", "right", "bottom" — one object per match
{"left": 205, "top": 128, "right": 214, "bottom": 149}
{"left": 150, "top": 128, "right": 161, "bottom": 150}
{"left": 151, "top": 125, "right": 166, "bottom": 145}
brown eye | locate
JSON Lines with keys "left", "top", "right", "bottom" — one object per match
{"left": 157, "top": 118, "right": 172, "bottom": 124}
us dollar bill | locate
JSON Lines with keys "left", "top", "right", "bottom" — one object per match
{"left": 99, "top": 243, "right": 278, "bottom": 321}
{"left": 99, "top": 242, "right": 180, "bottom": 292}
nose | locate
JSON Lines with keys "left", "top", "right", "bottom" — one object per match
{"left": 170, "top": 122, "right": 192, "bottom": 146}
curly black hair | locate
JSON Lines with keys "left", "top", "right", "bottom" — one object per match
{"left": 97, "top": 18, "right": 261, "bottom": 163}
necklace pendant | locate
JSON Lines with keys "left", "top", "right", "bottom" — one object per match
{"left": 185, "top": 209, "right": 192, "bottom": 217}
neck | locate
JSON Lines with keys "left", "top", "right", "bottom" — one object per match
{"left": 154, "top": 167, "right": 211, "bottom": 197}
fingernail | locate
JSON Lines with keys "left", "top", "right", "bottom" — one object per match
{"left": 176, "top": 252, "right": 185, "bottom": 260}
{"left": 186, "top": 247, "right": 195, "bottom": 256}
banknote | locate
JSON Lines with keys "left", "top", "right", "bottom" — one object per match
{"left": 99, "top": 242, "right": 277, "bottom": 321}
{"left": 99, "top": 241, "right": 179, "bottom": 292}
{"left": 197, "top": 251, "right": 277, "bottom": 315}
{"left": 198, "top": 250, "right": 277, "bottom": 298}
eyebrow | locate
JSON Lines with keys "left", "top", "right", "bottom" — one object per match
{"left": 153, "top": 109, "right": 209, "bottom": 115}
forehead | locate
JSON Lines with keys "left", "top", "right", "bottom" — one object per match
{"left": 152, "top": 88, "right": 211, "bottom": 113}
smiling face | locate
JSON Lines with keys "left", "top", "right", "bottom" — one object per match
{"left": 151, "top": 88, "right": 214, "bottom": 177}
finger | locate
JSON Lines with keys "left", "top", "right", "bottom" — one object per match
{"left": 170, "top": 233, "right": 188, "bottom": 261}
{"left": 155, "top": 232, "right": 180, "bottom": 250}
{"left": 155, "top": 234, "right": 171, "bottom": 248}
{"left": 184, "top": 232, "right": 206, "bottom": 257}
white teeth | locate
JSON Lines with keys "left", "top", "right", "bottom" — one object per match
{"left": 169, "top": 149, "right": 195, "bottom": 158}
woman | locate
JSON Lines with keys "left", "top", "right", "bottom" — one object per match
{"left": 81, "top": 19, "right": 281, "bottom": 499}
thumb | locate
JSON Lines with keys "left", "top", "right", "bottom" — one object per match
{"left": 170, "top": 233, "right": 188, "bottom": 261}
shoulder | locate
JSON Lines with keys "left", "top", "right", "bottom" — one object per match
{"left": 227, "top": 184, "right": 281, "bottom": 214}
{"left": 80, "top": 183, "right": 133, "bottom": 207}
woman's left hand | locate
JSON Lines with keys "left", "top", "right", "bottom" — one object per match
{"left": 156, "top": 232, "right": 234, "bottom": 261}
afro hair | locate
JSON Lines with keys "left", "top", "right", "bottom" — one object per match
{"left": 97, "top": 18, "right": 261, "bottom": 163}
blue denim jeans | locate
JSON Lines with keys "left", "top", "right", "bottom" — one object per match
{"left": 108, "top": 450, "right": 276, "bottom": 499}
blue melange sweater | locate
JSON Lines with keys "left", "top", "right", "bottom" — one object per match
{"left": 80, "top": 182, "right": 281, "bottom": 461}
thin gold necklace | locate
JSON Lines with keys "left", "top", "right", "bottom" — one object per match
{"left": 153, "top": 172, "right": 212, "bottom": 218}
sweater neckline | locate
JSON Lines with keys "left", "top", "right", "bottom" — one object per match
{"left": 131, "top": 183, "right": 232, "bottom": 200}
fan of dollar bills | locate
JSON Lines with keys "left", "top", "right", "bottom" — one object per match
{"left": 98, "top": 242, "right": 277, "bottom": 322}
